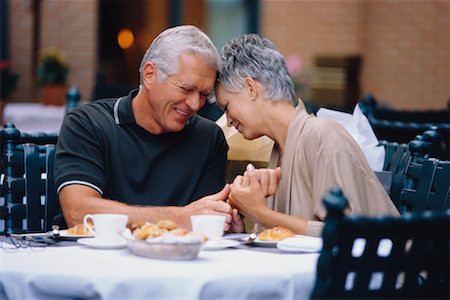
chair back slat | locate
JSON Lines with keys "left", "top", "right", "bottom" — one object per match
{"left": 45, "top": 145, "right": 58, "bottom": 231}
{"left": 23, "top": 144, "right": 42, "bottom": 231}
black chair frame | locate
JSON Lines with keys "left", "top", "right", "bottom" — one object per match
{"left": 311, "top": 187, "right": 450, "bottom": 300}
{"left": 1, "top": 123, "right": 60, "bottom": 234}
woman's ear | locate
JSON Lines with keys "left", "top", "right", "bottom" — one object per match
{"left": 142, "top": 61, "right": 157, "bottom": 88}
{"left": 244, "top": 77, "right": 257, "bottom": 100}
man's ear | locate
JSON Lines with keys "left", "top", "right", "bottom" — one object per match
{"left": 244, "top": 77, "right": 257, "bottom": 100}
{"left": 142, "top": 61, "right": 157, "bottom": 88}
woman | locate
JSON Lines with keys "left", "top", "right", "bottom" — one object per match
{"left": 216, "top": 34, "right": 399, "bottom": 237}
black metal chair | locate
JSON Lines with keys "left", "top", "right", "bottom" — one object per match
{"left": 359, "top": 94, "right": 450, "bottom": 160}
{"left": 398, "top": 156, "right": 450, "bottom": 214}
{"left": 380, "top": 138, "right": 431, "bottom": 208}
{"left": 0, "top": 123, "right": 60, "bottom": 234}
{"left": 311, "top": 187, "right": 450, "bottom": 300}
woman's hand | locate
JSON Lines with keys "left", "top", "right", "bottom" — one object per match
{"left": 229, "top": 169, "right": 270, "bottom": 222}
{"left": 243, "top": 164, "right": 281, "bottom": 197}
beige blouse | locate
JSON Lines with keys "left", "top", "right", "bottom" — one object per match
{"left": 265, "top": 108, "right": 399, "bottom": 237}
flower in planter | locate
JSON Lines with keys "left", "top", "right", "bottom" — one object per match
{"left": 285, "top": 54, "right": 311, "bottom": 100}
{"left": 36, "top": 47, "right": 70, "bottom": 86}
{"left": 36, "top": 48, "right": 71, "bottom": 106}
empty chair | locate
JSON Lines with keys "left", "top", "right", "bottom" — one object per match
{"left": 359, "top": 94, "right": 450, "bottom": 124}
{"left": 359, "top": 94, "right": 450, "bottom": 160}
{"left": 381, "top": 138, "right": 430, "bottom": 208}
{"left": 311, "top": 187, "right": 449, "bottom": 300}
{"left": 0, "top": 123, "right": 60, "bottom": 234}
{"left": 398, "top": 156, "right": 450, "bottom": 213}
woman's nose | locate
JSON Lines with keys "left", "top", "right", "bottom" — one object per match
{"left": 227, "top": 115, "right": 233, "bottom": 127}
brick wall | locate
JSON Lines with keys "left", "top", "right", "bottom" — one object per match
{"left": 363, "top": 0, "right": 448, "bottom": 109}
{"left": 9, "top": 0, "right": 97, "bottom": 103}
{"left": 261, "top": 0, "right": 449, "bottom": 110}
{"left": 9, "top": 0, "right": 35, "bottom": 102}
{"left": 40, "top": 0, "right": 98, "bottom": 102}
{"left": 7, "top": 0, "right": 449, "bottom": 110}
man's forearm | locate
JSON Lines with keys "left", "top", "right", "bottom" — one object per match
{"left": 62, "top": 196, "right": 186, "bottom": 228}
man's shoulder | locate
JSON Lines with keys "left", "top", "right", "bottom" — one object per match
{"left": 66, "top": 98, "right": 116, "bottom": 121}
{"left": 62, "top": 98, "right": 119, "bottom": 135}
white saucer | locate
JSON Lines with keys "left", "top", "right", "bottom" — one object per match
{"left": 202, "top": 239, "right": 240, "bottom": 250}
{"left": 77, "top": 238, "right": 127, "bottom": 249}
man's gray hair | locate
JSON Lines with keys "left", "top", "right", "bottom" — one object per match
{"left": 218, "top": 34, "right": 298, "bottom": 106}
{"left": 139, "top": 25, "right": 219, "bottom": 102}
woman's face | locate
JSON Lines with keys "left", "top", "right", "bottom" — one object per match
{"left": 216, "top": 83, "right": 263, "bottom": 140}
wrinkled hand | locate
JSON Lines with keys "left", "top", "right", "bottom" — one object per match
{"left": 243, "top": 164, "right": 281, "bottom": 197}
{"left": 182, "top": 184, "right": 233, "bottom": 231}
{"left": 229, "top": 170, "right": 269, "bottom": 221}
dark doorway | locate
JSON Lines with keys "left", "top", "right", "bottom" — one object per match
{"left": 94, "top": 0, "right": 148, "bottom": 99}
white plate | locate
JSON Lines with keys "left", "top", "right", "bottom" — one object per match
{"left": 77, "top": 238, "right": 127, "bottom": 249}
{"left": 202, "top": 239, "right": 240, "bottom": 250}
{"left": 251, "top": 238, "right": 278, "bottom": 248}
{"left": 59, "top": 229, "right": 94, "bottom": 241}
{"left": 276, "top": 236, "right": 323, "bottom": 253}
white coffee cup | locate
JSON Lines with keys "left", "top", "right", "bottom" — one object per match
{"left": 83, "top": 213, "right": 128, "bottom": 244}
{"left": 190, "top": 215, "right": 225, "bottom": 241}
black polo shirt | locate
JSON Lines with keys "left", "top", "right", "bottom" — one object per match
{"left": 55, "top": 89, "right": 228, "bottom": 206}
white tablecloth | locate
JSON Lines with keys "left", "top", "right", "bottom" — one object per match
{"left": 3, "top": 103, "right": 66, "bottom": 133}
{"left": 0, "top": 242, "right": 318, "bottom": 300}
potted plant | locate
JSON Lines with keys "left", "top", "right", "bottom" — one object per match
{"left": 36, "top": 47, "right": 70, "bottom": 106}
{"left": 0, "top": 60, "right": 19, "bottom": 125}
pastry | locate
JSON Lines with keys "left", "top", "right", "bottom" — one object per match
{"left": 134, "top": 223, "right": 167, "bottom": 240}
{"left": 66, "top": 223, "right": 93, "bottom": 236}
{"left": 156, "top": 219, "right": 177, "bottom": 231}
{"left": 128, "top": 220, "right": 147, "bottom": 232}
{"left": 258, "top": 226, "right": 295, "bottom": 241}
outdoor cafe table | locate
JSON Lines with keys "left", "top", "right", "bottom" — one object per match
{"left": 0, "top": 238, "right": 319, "bottom": 300}
{"left": 3, "top": 102, "right": 65, "bottom": 133}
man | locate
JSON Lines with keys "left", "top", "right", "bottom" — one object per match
{"left": 55, "top": 25, "right": 242, "bottom": 231}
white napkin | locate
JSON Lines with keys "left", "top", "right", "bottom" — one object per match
{"left": 316, "top": 105, "right": 385, "bottom": 171}
{"left": 277, "top": 236, "right": 323, "bottom": 253}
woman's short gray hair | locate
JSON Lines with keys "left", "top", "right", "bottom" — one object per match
{"left": 218, "top": 34, "right": 298, "bottom": 106}
{"left": 139, "top": 25, "right": 219, "bottom": 102}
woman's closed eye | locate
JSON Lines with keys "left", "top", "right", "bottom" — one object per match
{"left": 222, "top": 104, "right": 228, "bottom": 112}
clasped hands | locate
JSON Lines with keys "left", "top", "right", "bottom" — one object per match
{"left": 184, "top": 164, "right": 281, "bottom": 233}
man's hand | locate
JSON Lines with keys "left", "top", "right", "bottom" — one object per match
{"left": 181, "top": 184, "right": 234, "bottom": 231}
{"left": 228, "top": 208, "right": 245, "bottom": 233}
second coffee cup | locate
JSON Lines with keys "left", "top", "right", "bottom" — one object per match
{"left": 190, "top": 215, "right": 225, "bottom": 241}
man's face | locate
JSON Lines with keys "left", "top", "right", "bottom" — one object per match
{"left": 146, "top": 53, "right": 216, "bottom": 133}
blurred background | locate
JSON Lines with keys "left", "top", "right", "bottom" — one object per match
{"left": 1, "top": 0, "right": 449, "bottom": 112}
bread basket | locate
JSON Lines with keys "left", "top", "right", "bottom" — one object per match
{"left": 122, "top": 229, "right": 203, "bottom": 260}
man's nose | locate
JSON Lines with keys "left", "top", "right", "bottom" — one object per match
{"left": 186, "top": 93, "right": 202, "bottom": 112}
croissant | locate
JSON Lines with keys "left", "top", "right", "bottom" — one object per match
{"left": 66, "top": 223, "right": 93, "bottom": 236}
{"left": 258, "top": 226, "right": 295, "bottom": 241}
